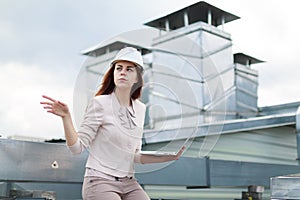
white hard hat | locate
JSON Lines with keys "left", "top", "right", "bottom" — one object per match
{"left": 111, "top": 47, "right": 144, "bottom": 71}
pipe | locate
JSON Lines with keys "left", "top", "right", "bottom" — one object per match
{"left": 296, "top": 106, "right": 300, "bottom": 164}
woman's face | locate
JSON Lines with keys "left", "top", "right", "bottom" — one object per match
{"left": 113, "top": 61, "right": 138, "bottom": 90}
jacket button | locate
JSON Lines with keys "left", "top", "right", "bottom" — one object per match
{"left": 127, "top": 143, "right": 132, "bottom": 149}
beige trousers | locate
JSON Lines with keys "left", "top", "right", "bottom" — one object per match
{"left": 82, "top": 176, "right": 150, "bottom": 200}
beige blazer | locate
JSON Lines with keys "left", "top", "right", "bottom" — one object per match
{"left": 69, "top": 92, "right": 146, "bottom": 177}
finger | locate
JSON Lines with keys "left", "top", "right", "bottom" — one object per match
{"left": 178, "top": 147, "right": 185, "bottom": 153}
{"left": 40, "top": 101, "right": 53, "bottom": 105}
{"left": 47, "top": 110, "right": 55, "bottom": 114}
{"left": 177, "top": 146, "right": 185, "bottom": 156}
{"left": 43, "top": 106, "right": 53, "bottom": 109}
{"left": 57, "top": 100, "right": 66, "bottom": 106}
{"left": 42, "top": 95, "right": 56, "bottom": 102}
{"left": 47, "top": 110, "right": 62, "bottom": 117}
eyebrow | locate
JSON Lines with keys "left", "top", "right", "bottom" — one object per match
{"left": 116, "top": 64, "right": 136, "bottom": 69}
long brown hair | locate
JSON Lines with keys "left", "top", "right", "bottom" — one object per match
{"left": 95, "top": 64, "right": 143, "bottom": 100}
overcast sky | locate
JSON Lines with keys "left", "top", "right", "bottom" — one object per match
{"left": 0, "top": 0, "right": 299, "bottom": 140}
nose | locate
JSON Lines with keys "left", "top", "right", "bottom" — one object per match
{"left": 120, "top": 68, "right": 127, "bottom": 75}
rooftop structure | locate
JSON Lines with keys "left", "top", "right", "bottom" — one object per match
{"left": 67, "top": 1, "right": 300, "bottom": 198}
{"left": 1, "top": 1, "right": 300, "bottom": 200}
{"left": 144, "top": 1, "right": 240, "bottom": 31}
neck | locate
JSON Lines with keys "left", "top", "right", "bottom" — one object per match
{"left": 114, "top": 88, "right": 131, "bottom": 107}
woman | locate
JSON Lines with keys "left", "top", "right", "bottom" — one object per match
{"left": 41, "top": 47, "right": 185, "bottom": 200}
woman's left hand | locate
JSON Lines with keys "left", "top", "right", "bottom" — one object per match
{"left": 173, "top": 146, "right": 186, "bottom": 160}
{"left": 139, "top": 145, "right": 186, "bottom": 164}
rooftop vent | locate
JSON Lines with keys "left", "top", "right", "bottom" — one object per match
{"left": 144, "top": 1, "right": 240, "bottom": 31}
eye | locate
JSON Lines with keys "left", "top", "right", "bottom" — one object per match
{"left": 127, "top": 68, "right": 133, "bottom": 72}
{"left": 115, "top": 66, "right": 122, "bottom": 71}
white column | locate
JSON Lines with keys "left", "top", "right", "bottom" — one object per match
{"left": 208, "top": 9, "right": 212, "bottom": 25}
{"left": 221, "top": 15, "right": 225, "bottom": 30}
{"left": 246, "top": 59, "right": 250, "bottom": 67}
{"left": 165, "top": 19, "right": 170, "bottom": 32}
{"left": 184, "top": 11, "right": 189, "bottom": 27}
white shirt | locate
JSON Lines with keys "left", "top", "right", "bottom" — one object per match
{"left": 68, "top": 92, "right": 146, "bottom": 177}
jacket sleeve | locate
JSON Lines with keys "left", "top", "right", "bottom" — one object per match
{"left": 134, "top": 140, "right": 142, "bottom": 163}
{"left": 134, "top": 102, "right": 146, "bottom": 163}
{"left": 69, "top": 97, "right": 104, "bottom": 154}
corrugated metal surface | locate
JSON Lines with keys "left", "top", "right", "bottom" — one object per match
{"left": 1, "top": 136, "right": 297, "bottom": 199}
{"left": 0, "top": 139, "right": 86, "bottom": 199}
{"left": 203, "top": 126, "right": 297, "bottom": 164}
{"left": 141, "top": 125, "right": 297, "bottom": 199}
{"left": 144, "top": 126, "right": 297, "bottom": 165}
{"left": 271, "top": 174, "right": 300, "bottom": 199}
{"left": 144, "top": 186, "right": 270, "bottom": 200}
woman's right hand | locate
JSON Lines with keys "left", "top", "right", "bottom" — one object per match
{"left": 40, "top": 95, "right": 70, "bottom": 118}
